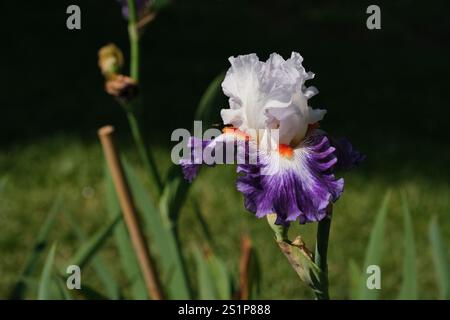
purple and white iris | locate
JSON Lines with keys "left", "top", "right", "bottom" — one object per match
{"left": 181, "top": 52, "right": 364, "bottom": 225}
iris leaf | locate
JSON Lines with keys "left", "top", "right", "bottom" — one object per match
{"left": 37, "top": 243, "right": 57, "bottom": 300}
{"left": 193, "top": 247, "right": 232, "bottom": 299}
{"left": 194, "top": 72, "right": 225, "bottom": 125}
{"left": 9, "top": 196, "right": 62, "bottom": 299}
{"left": 398, "top": 192, "right": 418, "bottom": 300}
{"left": 348, "top": 259, "right": 362, "bottom": 299}
{"left": 123, "top": 159, "right": 192, "bottom": 299}
{"left": 65, "top": 208, "right": 121, "bottom": 299}
{"left": 357, "top": 191, "right": 391, "bottom": 300}
{"left": 429, "top": 216, "right": 450, "bottom": 299}
{"left": 65, "top": 214, "right": 120, "bottom": 272}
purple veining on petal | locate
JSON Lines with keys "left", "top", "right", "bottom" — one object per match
{"left": 179, "top": 137, "right": 212, "bottom": 182}
{"left": 180, "top": 134, "right": 254, "bottom": 182}
{"left": 237, "top": 134, "right": 344, "bottom": 225}
{"left": 328, "top": 136, "right": 366, "bottom": 171}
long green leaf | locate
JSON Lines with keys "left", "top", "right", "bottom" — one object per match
{"left": 38, "top": 244, "right": 57, "bottom": 300}
{"left": 55, "top": 275, "right": 73, "bottom": 300}
{"left": 65, "top": 214, "right": 120, "bottom": 271}
{"left": 123, "top": 159, "right": 192, "bottom": 299}
{"left": 194, "top": 247, "right": 218, "bottom": 299}
{"left": 159, "top": 164, "right": 190, "bottom": 226}
{"left": 78, "top": 283, "right": 110, "bottom": 300}
{"left": 357, "top": 191, "right": 391, "bottom": 300}
{"left": 192, "top": 200, "right": 214, "bottom": 245}
{"left": 208, "top": 252, "right": 233, "bottom": 299}
{"left": 398, "top": 192, "right": 418, "bottom": 299}
{"left": 348, "top": 259, "right": 362, "bottom": 299}
{"left": 429, "top": 216, "right": 450, "bottom": 299}
{"left": 105, "top": 167, "right": 147, "bottom": 299}
{"left": 65, "top": 209, "right": 120, "bottom": 299}
{"left": 9, "top": 196, "right": 62, "bottom": 299}
{"left": 194, "top": 72, "right": 225, "bottom": 124}
{"left": 159, "top": 72, "right": 225, "bottom": 227}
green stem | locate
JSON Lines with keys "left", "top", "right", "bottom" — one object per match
{"left": 266, "top": 214, "right": 289, "bottom": 241}
{"left": 127, "top": 0, "right": 139, "bottom": 81}
{"left": 314, "top": 215, "right": 331, "bottom": 300}
{"left": 126, "top": 111, "right": 163, "bottom": 193}
{"left": 125, "top": 0, "right": 190, "bottom": 297}
{"left": 125, "top": 1, "right": 163, "bottom": 194}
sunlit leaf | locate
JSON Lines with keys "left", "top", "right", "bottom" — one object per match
{"left": 348, "top": 259, "right": 362, "bottom": 299}
{"left": 37, "top": 244, "right": 57, "bottom": 300}
{"left": 357, "top": 191, "right": 391, "bottom": 300}
{"left": 193, "top": 247, "right": 218, "bottom": 299}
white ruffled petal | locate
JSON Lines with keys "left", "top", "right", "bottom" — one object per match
{"left": 220, "top": 108, "right": 244, "bottom": 128}
{"left": 220, "top": 51, "right": 327, "bottom": 146}
{"left": 308, "top": 107, "right": 327, "bottom": 124}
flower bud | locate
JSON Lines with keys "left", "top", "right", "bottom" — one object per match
{"left": 98, "top": 43, "right": 124, "bottom": 78}
{"left": 105, "top": 74, "right": 139, "bottom": 104}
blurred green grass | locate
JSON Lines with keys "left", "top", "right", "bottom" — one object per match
{"left": 1, "top": 135, "right": 448, "bottom": 299}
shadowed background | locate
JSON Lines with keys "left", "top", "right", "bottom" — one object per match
{"left": 1, "top": 0, "right": 449, "bottom": 299}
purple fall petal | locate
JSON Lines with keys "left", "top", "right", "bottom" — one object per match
{"left": 237, "top": 134, "right": 344, "bottom": 225}
{"left": 328, "top": 136, "right": 366, "bottom": 171}
{"left": 179, "top": 137, "right": 212, "bottom": 182}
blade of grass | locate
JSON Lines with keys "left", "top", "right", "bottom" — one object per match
{"left": 357, "top": 191, "right": 391, "bottom": 300}
{"left": 429, "top": 216, "right": 450, "bottom": 299}
{"left": 194, "top": 247, "right": 217, "bottom": 299}
{"left": 9, "top": 196, "right": 62, "bottom": 299}
{"left": 65, "top": 214, "right": 121, "bottom": 272}
{"left": 398, "top": 192, "right": 418, "bottom": 299}
{"left": 159, "top": 164, "right": 190, "bottom": 226}
{"left": 192, "top": 200, "right": 213, "bottom": 245}
{"left": 348, "top": 259, "right": 362, "bottom": 299}
{"left": 38, "top": 244, "right": 57, "bottom": 300}
{"left": 208, "top": 252, "right": 232, "bottom": 300}
{"left": 65, "top": 209, "right": 120, "bottom": 299}
{"left": 55, "top": 275, "right": 73, "bottom": 300}
{"left": 78, "top": 284, "right": 110, "bottom": 300}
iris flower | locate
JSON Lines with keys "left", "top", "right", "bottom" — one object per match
{"left": 181, "top": 52, "right": 364, "bottom": 226}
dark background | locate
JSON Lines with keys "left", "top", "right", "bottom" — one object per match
{"left": 2, "top": 0, "right": 450, "bottom": 179}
